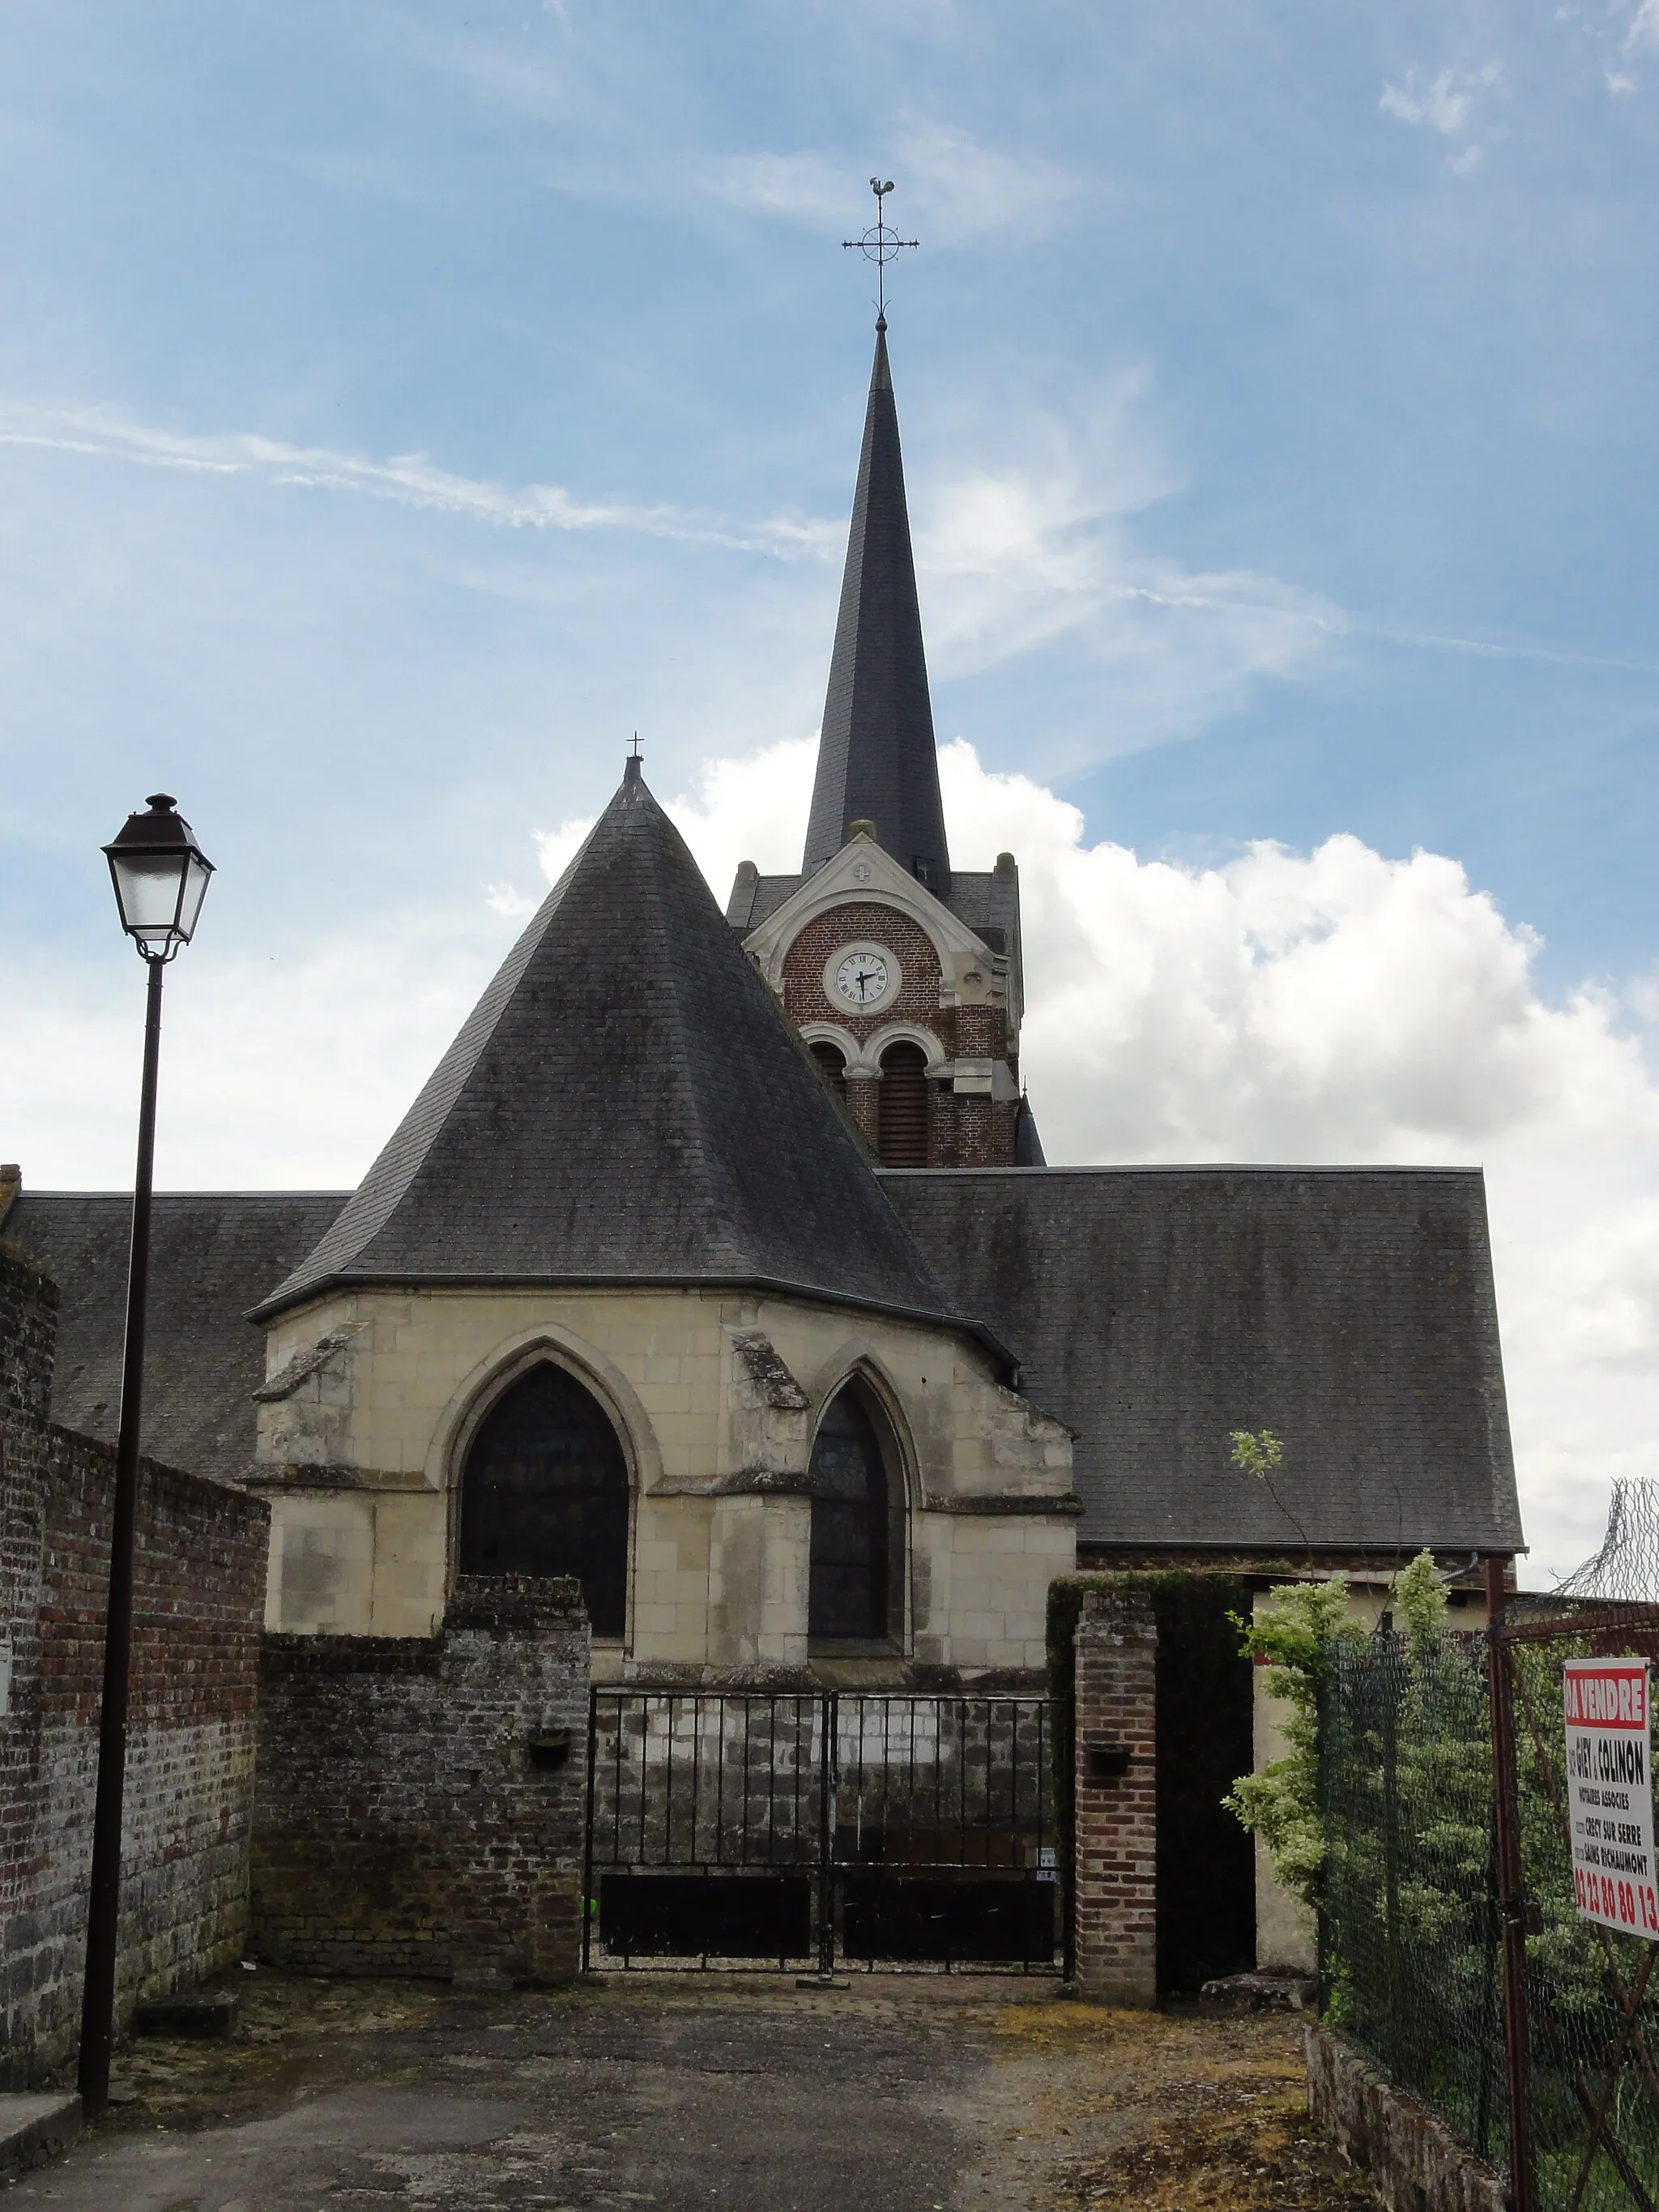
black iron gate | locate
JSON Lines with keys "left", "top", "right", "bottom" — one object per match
{"left": 582, "top": 1689, "right": 1056, "bottom": 1971}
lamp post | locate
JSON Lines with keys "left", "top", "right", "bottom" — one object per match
{"left": 79, "top": 795, "right": 214, "bottom": 2119}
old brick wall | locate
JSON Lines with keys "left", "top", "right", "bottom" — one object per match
{"left": 1073, "top": 1584, "right": 1158, "bottom": 2006}
{"left": 0, "top": 1242, "right": 269, "bottom": 2086}
{"left": 251, "top": 1574, "right": 591, "bottom": 1984}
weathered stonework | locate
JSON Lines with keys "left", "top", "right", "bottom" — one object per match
{"left": 249, "top": 1575, "right": 590, "bottom": 1982}
{"left": 1306, "top": 2021, "right": 1508, "bottom": 2212}
{"left": 1072, "top": 1585, "right": 1158, "bottom": 2007}
{"left": 250, "top": 1284, "right": 1076, "bottom": 1680}
{"left": 0, "top": 1244, "right": 268, "bottom": 2086}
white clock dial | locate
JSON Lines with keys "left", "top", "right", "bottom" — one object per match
{"left": 834, "top": 950, "right": 891, "bottom": 1008}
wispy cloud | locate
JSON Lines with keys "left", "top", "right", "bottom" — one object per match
{"left": 702, "top": 123, "right": 1081, "bottom": 246}
{"left": 0, "top": 403, "right": 839, "bottom": 560}
{"left": 1380, "top": 62, "right": 1502, "bottom": 168}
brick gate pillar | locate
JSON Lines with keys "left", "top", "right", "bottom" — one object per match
{"left": 1073, "top": 1585, "right": 1158, "bottom": 2006}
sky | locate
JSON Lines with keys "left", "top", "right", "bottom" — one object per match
{"left": 2, "top": 0, "right": 1657, "bottom": 1587}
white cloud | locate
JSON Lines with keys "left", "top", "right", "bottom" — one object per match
{"left": 0, "top": 386, "right": 1333, "bottom": 768}
{"left": 1380, "top": 63, "right": 1501, "bottom": 137}
{"left": 1628, "top": 0, "right": 1659, "bottom": 52}
{"left": 9, "top": 735, "right": 1656, "bottom": 1587}
{"left": 911, "top": 398, "right": 1340, "bottom": 735}
{"left": 532, "top": 734, "right": 819, "bottom": 901}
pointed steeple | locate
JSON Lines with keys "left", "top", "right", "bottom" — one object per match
{"left": 255, "top": 759, "right": 954, "bottom": 1326}
{"left": 801, "top": 321, "right": 951, "bottom": 897}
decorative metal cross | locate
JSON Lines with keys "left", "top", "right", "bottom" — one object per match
{"left": 843, "top": 177, "right": 917, "bottom": 322}
{"left": 628, "top": 731, "right": 642, "bottom": 758}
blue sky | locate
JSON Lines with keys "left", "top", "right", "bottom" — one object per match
{"left": 3, "top": 0, "right": 1658, "bottom": 1579}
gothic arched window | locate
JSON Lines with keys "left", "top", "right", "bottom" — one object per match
{"left": 458, "top": 1362, "right": 630, "bottom": 1635}
{"left": 877, "top": 1041, "right": 929, "bottom": 1166}
{"left": 808, "top": 1383, "right": 894, "bottom": 1643}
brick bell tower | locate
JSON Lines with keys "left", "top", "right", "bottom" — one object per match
{"left": 727, "top": 316, "right": 1043, "bottom": 1170}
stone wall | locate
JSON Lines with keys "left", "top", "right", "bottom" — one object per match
{"left": 1072, "top": 1584, "right": 1158, "bottom": 2006}
{"left": 0, "top": 1242, "right": 269, "bottom": 2086}
{"left": 1306, "top": 2022, "right": 1508, "bottom": 2212}
{"left": 250, "top": 1574, "right": 590, "bottom": 1982}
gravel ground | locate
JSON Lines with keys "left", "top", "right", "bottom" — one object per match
{"left": 7, "top": 1972, "right": 1376, "bottom": 2211}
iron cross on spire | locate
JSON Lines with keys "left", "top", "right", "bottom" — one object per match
{"left": 843, "top": 177, "right": 917, "bottom": 324}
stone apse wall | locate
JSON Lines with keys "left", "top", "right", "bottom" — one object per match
{"left": 251, "top": 1575, "right": 590, "bottom": 1983}
{"left": 0, "top": 1243, "right": 268, "bottom": 2086}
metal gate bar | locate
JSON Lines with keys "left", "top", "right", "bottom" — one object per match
{"left": 582, "top": 1688, "right": 1056, "bottom": 1973}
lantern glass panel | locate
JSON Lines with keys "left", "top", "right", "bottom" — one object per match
{"left": 174, "top": 851, "right": 211, "bottom": 944}
{"left": 109, "top": 851, "right": 189, "bottom": 944}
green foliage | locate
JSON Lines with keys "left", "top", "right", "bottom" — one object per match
{"left": 1230, "top": 1428, "right": 1284, "bottom": 1480}
{"left": 1394, "top": 1547, "right": 1449, "bottom": 1659}
{"left": 1224, "top": 1577, "right": 1363, "bottom": 1911}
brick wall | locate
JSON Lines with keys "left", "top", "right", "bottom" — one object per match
{"left": 251, "top": 1574, "right": 590, "bottom": 1984}
{"left": 0, "top": 1242, "right": 269, "bottom": 2086}
{"left": 1073, "top": 1584, "right": 1158, "bottom": 2006}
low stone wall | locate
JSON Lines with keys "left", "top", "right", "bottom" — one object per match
{"left": 250, "top": 1575, "right": 590, "bottom": 1983}
{"left": 0, "top": 1243, "right": 269, "bottom": 2086}
{"left": 1306, "top": 2021, "right": 1508, "bottom": 2212}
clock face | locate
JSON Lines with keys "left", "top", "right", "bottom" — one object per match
{"left": 834, "top": 949, "right": 891, "bottom": 1008}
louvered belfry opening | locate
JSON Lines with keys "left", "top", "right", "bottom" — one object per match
{"left": 810, "top": 1040, "right": 848, "bottom": 1100}
{"left": 877, "top": 1041, "right": 929, "bottom": 1167}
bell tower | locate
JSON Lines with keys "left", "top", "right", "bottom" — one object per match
{"left": 727, "top": 278, "right": 1043, "bottom": 1170}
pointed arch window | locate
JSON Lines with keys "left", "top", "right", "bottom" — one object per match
{"left": 458, "top": 1362, "right": 629, "bottom": 1635}
{"left": 808, "top": 1383, "right": 895, "bottom": 1643}
{"left": 877, "top": 1041, "right": 929, "bottom": 1166}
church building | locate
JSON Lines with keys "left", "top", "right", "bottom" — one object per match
{"left": 4, "top": 316, "right": 1525, "bottom": 1694}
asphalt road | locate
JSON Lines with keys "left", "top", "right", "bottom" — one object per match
{"left": 9, "top": 1974, "right": 1366, "bottom": 2212}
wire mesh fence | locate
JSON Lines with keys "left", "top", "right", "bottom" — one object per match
{"left": 1320, "top": 1596, "right": 1659, "bottom": 2211}
{"left": 1320, "top": 1627, "right": 1508, "bottom": 2168}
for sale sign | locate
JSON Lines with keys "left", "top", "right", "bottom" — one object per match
{"left": 1564, "top": 1658, "right": 1659, "bottom": 1937}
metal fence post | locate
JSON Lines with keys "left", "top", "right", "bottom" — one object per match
{"left": 1485, "top": 1557, "right": 1537, "bottom": 2212}
{"left": 817, "top": 1691, "right": 838, "bottom": 1976}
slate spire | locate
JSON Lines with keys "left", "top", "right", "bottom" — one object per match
{"left": 801, "top": 321, "right": 952, "bottom": 897}
{"left": 257, "top": 760, "right": 955, "bottom": 1326}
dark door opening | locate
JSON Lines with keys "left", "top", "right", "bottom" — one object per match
{"left": 1151, "top": 1576, "right": 1257, "bottom": 1993}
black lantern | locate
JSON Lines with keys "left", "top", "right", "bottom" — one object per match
{"left": 102, "top": 793, "right": 214, "bottom": 960}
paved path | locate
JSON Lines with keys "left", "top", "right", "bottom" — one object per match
{"left": 10, "top": 1975, "right": 1370, "bottom": 2211}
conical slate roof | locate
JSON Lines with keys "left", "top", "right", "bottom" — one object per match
{"left": 254, "top": 761, "right": 957, "bottom": 1325}
{"left": 800, "top": 322, "right": 952, "bottom": 897}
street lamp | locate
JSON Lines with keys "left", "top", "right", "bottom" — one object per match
{"left": 79, "top": 795, "right": 214, "bottom": 2118}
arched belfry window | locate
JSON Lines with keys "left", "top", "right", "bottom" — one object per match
{"left": 458, "top": 1362, "right": 629, "bottom": 1635}
{"left": 810, "top": 1040, "right": 848, "bottom": 1102}
{"left": 808, "top": 1383, "right": 895, "bottom": 1643}
{"left": 877, "top": 1042, "right": 929, "bottom": 1166}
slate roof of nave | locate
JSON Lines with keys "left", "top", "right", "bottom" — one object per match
{"left": 881, "top": 1165, "right": 1525, "bottom": 1556}
{"left": 6, "top": 1191, "right": 345, "bottom": 1486}
{"left": 249, "top": 761, "right": 956, "bottom": 1328}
